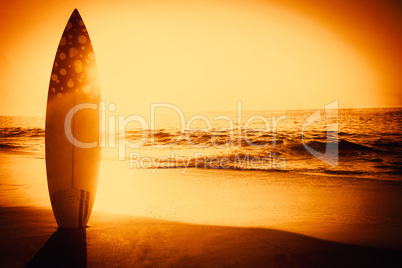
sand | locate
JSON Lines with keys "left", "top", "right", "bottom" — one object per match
{"left": 0, "top": 206, "right": 398, "bottom": 267}
{"left": 1, "top": 152, "right": 402, "bottom": 267}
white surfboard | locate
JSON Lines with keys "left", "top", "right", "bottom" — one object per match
{"left": 45, "top": 9, "right": 101, "bottom": 228}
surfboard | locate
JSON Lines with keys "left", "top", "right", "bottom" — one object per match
{"left": 45, "top": 9, "right": 101, "bottom": 228}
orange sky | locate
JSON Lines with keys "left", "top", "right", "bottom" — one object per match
{"left": 0, "top": 0, "right": 400, "bottom": 115}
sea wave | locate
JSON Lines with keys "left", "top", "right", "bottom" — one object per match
{"left": 0, "top": 107, "right": 401, "bottom": 180}
{"left": 1, "top": 126, "right": 400, "bottom": 155}
{"left": 0, "top": 127, "right": 45, "bottom": 138}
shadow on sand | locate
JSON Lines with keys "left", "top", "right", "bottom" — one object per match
{"left": 25, "top": 228, "right": 87, "bottom": 268}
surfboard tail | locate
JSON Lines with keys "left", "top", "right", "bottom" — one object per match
{"left": 50, "top": 188, "right": 94, "bottom": 229}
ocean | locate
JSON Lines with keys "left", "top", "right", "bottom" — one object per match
{"left": 1, "top": 107, "right": 401, "bottom": 181}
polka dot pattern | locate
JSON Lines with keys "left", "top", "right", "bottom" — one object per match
{"left": 48, "top": 9, "right": 100, "bottom": 101}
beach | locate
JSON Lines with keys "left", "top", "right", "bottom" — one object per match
{"left": 1, "top": 0, "right": 401, "bottom": 265}
{"left": 0, "top": 206, "right": 399, "bottom": 267}
{"left": 1, "top": 152, "right": 402, "bottom": 267}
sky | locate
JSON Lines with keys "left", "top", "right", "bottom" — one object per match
{"left": 0, "top": 0, "right": 401, "bottom": 116}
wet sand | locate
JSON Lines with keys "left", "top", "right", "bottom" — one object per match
{"left": 0, "top": 206, "right": 398, "bottom": 267}
{"left": 1, "top": 152, "right": 402, "bottom": 266}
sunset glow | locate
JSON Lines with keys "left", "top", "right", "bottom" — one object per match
{"left": 1, "top": 2, "right": 402, "bottom": 264}
{"left": 0, "top": 0, "right": 400, "bottom": 116}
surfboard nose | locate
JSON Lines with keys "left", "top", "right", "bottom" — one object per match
{"left": 67, "top": 9, "right": 83, "bottom": 27}
{"left": 72, "top": 8, "right": 80, "bottom": 17}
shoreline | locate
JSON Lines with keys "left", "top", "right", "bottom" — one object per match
{"left": 1, "top": 150, "right": 402, "bottom": 266}
{"left": 0, "top": 206, "right": 400, "bottom": 267}
{"left": 1, "top": 151, "right": 402, "bottom": 251}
